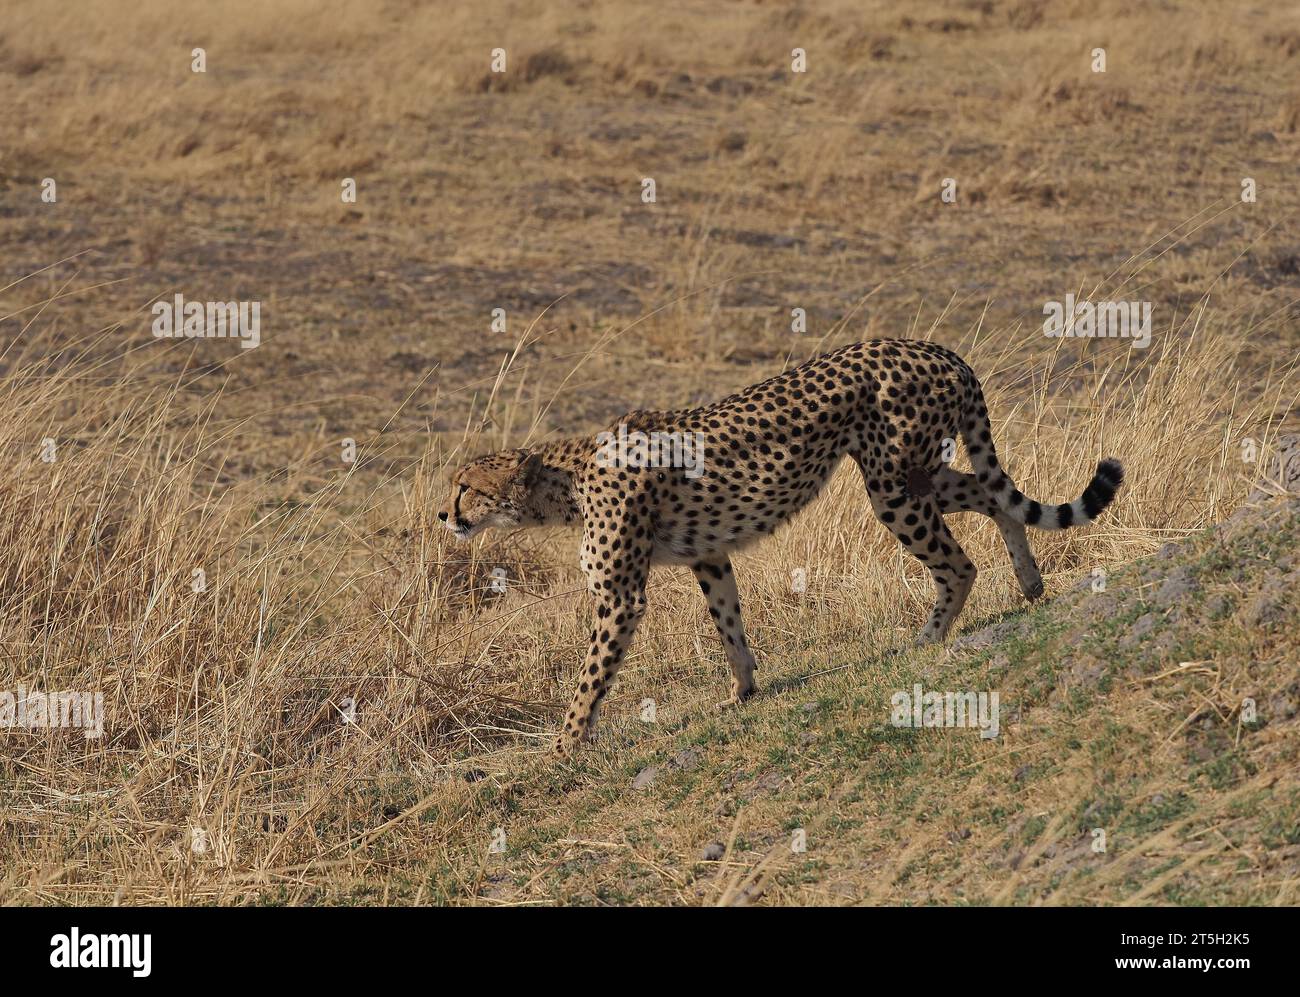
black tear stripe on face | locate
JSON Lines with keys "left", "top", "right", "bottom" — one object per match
{"left": 454, "top": 484, "right": 468, "bottom": 526}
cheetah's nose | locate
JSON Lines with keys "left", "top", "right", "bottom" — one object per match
{"left": 438, "top": 511, "right": 448, "bottom": 522}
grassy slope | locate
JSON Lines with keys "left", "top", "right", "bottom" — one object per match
{"left": 410, "top": 496, "right": 1300, "bottom": 906}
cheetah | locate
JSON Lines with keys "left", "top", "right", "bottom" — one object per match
{"left": 439, "top": 339, "right": 1124, "bottom": 757}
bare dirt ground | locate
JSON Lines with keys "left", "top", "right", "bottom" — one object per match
{"left": 6, "top": 0, "right": 1298, "bottom": 464}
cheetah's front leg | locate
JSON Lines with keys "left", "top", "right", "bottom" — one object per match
{"left": 553, "top": 491, "right": 653, "bottom": 759}
{"left": 553, "top": 591, "right": 646, "bottom": 757}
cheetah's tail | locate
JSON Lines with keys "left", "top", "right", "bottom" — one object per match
{"left": 960, "top": 403, "right": 1124, "bottom": 531}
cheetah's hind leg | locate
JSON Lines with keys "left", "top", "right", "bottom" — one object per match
{"left": 930, "top": 466, "right": 1044, "bottom": 601}
{"left": 864, "top": 480, "right": 978, "bottom": 646}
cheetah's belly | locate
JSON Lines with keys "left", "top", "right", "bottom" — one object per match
{"left": 648, "top": 452, "right": 844, "bottom": 563}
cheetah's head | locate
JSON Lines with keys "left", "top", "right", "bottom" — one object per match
{"left": 439, "top": 449, "right": 543, "bottom": 541}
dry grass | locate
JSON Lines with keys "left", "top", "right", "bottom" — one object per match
{"left": 2, "top": 288, "right": 1294, "bottom": 904}
{"left": 1, "top": 0, "right": 1297, "bottom": 904}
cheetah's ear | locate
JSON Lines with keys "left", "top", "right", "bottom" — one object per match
{"left": 516, "top": 450, "right": 543, "bottom": 487}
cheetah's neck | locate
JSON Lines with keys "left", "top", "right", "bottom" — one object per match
{"left": 523, "top": 436, "right": 594, "bottom": 527}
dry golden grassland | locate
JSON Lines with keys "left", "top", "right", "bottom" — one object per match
{"left": 1, "top": 0, "right": 1298, "bottom": 905}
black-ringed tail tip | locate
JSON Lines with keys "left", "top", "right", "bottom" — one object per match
{"left": 986, "top": 458, "right": 1124, "bottom": 530}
